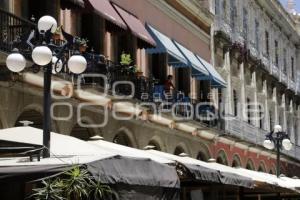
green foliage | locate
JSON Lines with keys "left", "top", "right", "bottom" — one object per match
{"left": 29, "top": 166, "right": 116, "bottom": 200}
{"left": 120, "top": 52, "right": 132, "bottom": 66}
{"left": 54, "top": 26, "right": 62, "bottom": 34}
{"left": 30, "top": 179, "right": 65, "bottom": 200}
{"left": 74, "top": 37, "right": 89, "bottom": 46}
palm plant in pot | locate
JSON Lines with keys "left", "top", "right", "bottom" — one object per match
{"left": 29, "top": 166, "right": 116, "bottom": 200}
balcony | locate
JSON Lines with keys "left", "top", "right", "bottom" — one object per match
{"left": 288, "top": 78, "right": 296, "bottom": 92}
{"left": 271, "top": 64, "right": 280, "bottom": 79}
{"left": 248, "top": 40, "right": 259, "bottom": 60}
{"left": 224, "top": 115, "right": 268, "bottom": 144}
{"left": 261, "top": 54, "right": 270, "bottom": 72}
{"left": 232, "top": 31, "right": 244, "bottom": 45}
{"left": 214, "top": 17, "right": 232, "bottom": 41}
{"left": 0, "top": 8, "right": 35, "bottom": 54}
{"left": 280, "top": 72, "right": 288, "bottom": 86}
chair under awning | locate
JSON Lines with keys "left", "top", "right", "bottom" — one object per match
{"left": 113, "top": 4, "right": 156, "bottom": 46}
{"left": 195, "top": 55, "right": 226, "bottom": 88}
{"left": 85, "top": 0, "right": 127, "bottom": 30}
{"left": 146, "top": 24, "right": 189, "bottom": 68}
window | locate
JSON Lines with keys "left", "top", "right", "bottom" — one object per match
{"left": 283, "top": 49, "right": 287, "bottom": 74}
{"left": 247, "top": 98, "right": 251, "bottom": 124}
{"left": 291, "top": 57, "right": 295, "bottom": 79}
{"left": 275, "top": 40, "right": 279, "bottom": 67}
{"left": 255, "top": 20, "right": 259, "bottom": 51}
{"left": 222, "top": 0, "right": 227, "bottom": 19}
{"left": 259, "top": 105, "right": 263, "bottom": 129}
{"left": 269, "top": 110, "right": 273, "bottom": 130}
{"left": 243, "top": 8, "right": 248, "bottom": 39}
{"left": 230, "top": 0, "right": 236, "bottom": 30}
{"left": 215, "top": 0, "right": 221, "bottom": 15}
{"left": 265, "top": 31, "right": 269, "bottom": 57}
{"left": 233, "top": 90, "right": 238, "bottom": 116}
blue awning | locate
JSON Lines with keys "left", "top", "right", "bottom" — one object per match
{"left": 145, "top": 24, "right": 226, "bottom": 88}
{"left": 195, "top": 55, "right": 226, "bottom": 88}
{"left": 146, "top": 25, "right": 189, "bottom": 68}
{"left": 173, "top": 41, "right": 209, "bottom": 77}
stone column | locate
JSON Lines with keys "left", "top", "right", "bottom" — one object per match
{"left": 104, "top": 32, "right": 112, "bottom": 60}
{"left": 263, "top": 79, "right": 270, "bottom": 131}
{"left": 240, "top": 62, "right": 246, "bottom": 121}
{"left": 281, "top": 93, "right": 287, "bottom": 131}
{"left": 252, "top": 70, "right": 259, "bottom": 127}
{"left": 273, "top": 87, "right": 279, "bottom": 125}
{"left": 224, "top": 50, "right": 233, "bottom": 115}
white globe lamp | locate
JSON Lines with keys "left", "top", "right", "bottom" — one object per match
{"left": 32, "top": 46, "right": 52, "bottom": 66}
{"left": 6, "top": 51, "right": 26, "bottom": 72}
{"left": 38, "top": 15, "right": 57, "bottom": 33}
{"left": 274, "top": 125, "right": 282, "bottom": 133}
{"left": 68, "top": 55, "right": 87, "bottom": 74}
{"left": 52, "top": 56, "right": 63, "bottom": 74}
{"left": 282, "top": 138, "right": 292, "bottom": 151}
{"left": 263, "top": 139, "right": 274, "bottom": 150}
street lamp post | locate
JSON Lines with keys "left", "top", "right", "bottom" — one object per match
{"left": 5, "top": 15, "right": 87, "bottom": 158}
{"left": 263, "top": 125, "right": 292, "bottom": 177}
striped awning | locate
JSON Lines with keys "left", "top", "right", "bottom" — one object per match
{"left": 173, "top": 41, "right": 209, "bottom": 77}
{"left": 195, "top": 55, "right": 226, "bottom": 88}
{"left": 86, "top": 0, "right": 127, "bottom": 30}
{"left": 146, "top": 24, "right": 189, "bottom": 68}
{"left": 113, "top": 4, "right": 156, "bottom": 46}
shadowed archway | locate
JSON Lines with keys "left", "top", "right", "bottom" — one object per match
{"left": 113, "top": 131, "right": 134, "bottom": 147}
{"left": 15, "top": 110, "right": 43, "bottom": 129}
{"left": 246, "top": 159, "right": 255, "bottom": 170}
{"left": 70, "top": 122, "right": 97, "bottom": 141}
{"left": 148, "top": 140, "right": 162, "bottom": 151}
{"left": 232, "top": 154, "right": 242, "bottom": 167}
{"left": 216, "top": 150, "right": 228, "bottom": 165}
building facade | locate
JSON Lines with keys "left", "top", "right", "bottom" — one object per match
{"left": 0, "top": 0, "right": 300, "bottom": 177}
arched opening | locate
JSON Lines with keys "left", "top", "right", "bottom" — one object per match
{"left": 113, "top": 132, "right": 133, "bottom": 147}
{"left": 258, "top": 162, "right": 266, "bottom": 172}
{"left": 246, "top": 159, "right": 255, "bottom": 170}
{"left": 174, "top": 146, "right": 185, "bottom": 156}
{"left": 269, "top": 169, "right": 274, "bottom": 175}
{"left": 232, "top": 154, "right": 242, "bottom": 168}
{"left": 70, "top": 122, "right": 96, "bottom": 141}
{"left": 15, "top": 110, "right": 43, "bottom": 129}
{"left": 196, "top": 151, "right": 208, "bottom": 161}
{"left": 216, "top": 150, "right": 228, "bottom": 165}
{"left": 148, "top": 140, "right": 161, "bottom": 151}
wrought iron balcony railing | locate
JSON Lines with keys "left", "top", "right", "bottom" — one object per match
{"left": 0, "top": 8, "right": 35, "bottom": 53}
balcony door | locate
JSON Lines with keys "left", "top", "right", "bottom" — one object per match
{"left": 176, "top": 67, "right": 190, "bottom": 97}
{"left": 22, "top": 0, "right": 59, "bottom": 21}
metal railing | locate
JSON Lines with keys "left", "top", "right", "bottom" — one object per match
{"left": 0, "top": 8, "right": 35, "bottom": 53}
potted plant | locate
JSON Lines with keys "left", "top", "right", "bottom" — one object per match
{"left": 120, "top": 52, "right": 132, "bottom": 66}
{"left": 135, "top": 68, "right": 143, "bottom": 77}
{"left": 29, "top": 166, "right": 116, "bottom": 200}
{"left": 119, "top": 52, "right": 143, "bottom": 76}
{"left": 75, "top": 37, "right": 89, "bottom": 53}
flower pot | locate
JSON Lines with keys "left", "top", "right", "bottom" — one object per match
{"left": 79, "top": 45, "right": 87, "bottom": 53}
{"left": 135, "top": 71, "right": 143, "bottom": 77}
{"left": 52, "top": 33, "right": 60, "bottom": 41}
